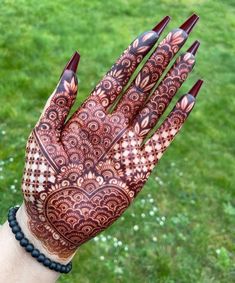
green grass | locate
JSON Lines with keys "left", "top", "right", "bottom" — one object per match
{"left": 0, "top": 0, "right": 234, "bottom": 282}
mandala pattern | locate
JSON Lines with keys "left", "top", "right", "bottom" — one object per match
{"left": 21, "top": 26, "right": 200, "bottom": 261}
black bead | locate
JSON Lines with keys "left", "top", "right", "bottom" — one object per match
{"left": 12, "top": 225, "right": 21, "bottom": 234}
{"left": 49, "top": 262, "right": 56, "bottom": 270}
{"left": 9, "top": 220, "right": 17, "bottom": 228}
{"left": 8, "top": 206, "right": 72, "bottom": 274}
{"left": 31, "top": 249, "right": 40, "bottom": 258}
{"left": 15, "top": 232, "right": 24, "bottom": 240}
{"left": 65, "top": 264, "right": 72, "bottom": 273}
{"left": 26, "top": 244, "right": 34, "bottom": 252}
{"left": 55, "top": 263, "right": 62, "bottom": 272}
{"left": 20, "top": 238, "right": 28, "bottom": 247}
{"left": 8, "top": 207, "right": 16, "bottom": 215}
{"left": 37, "top": 254, "right": 45, "bottom": 263}
{"left": 8, "top": 215, "right": 15, "bottom": 221}
{"left": 43, "top": 258, "right": 51, "bottom": 267}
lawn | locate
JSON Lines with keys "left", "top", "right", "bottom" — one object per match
{"left": 0, "top": 0, "right": 234, "bottom": 282}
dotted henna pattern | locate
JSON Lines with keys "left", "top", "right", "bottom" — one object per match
{"left": 22, "top": 26, "right": 200, "bottom": 260}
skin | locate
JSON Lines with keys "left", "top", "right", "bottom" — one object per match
{"left": 0, "top": 15, "right": 202, "bottom": 283}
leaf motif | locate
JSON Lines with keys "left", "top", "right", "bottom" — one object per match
{"left": 142, "top": 32, "right": 155, "bottom": 42}
{"left": 141, "top": 116, "right": 149, "bottom": 128}
{"left": 183, "top": 53, "right": 191, "bottom": 61}
{"left": 180, "top": 96, "right": 188, "bottom": 110}
{"left": 139, "top": 129, "right": 150, "bottom": 136}
{"left": 134, "top": 122, "right": 140, "bottom": 134}
{"left": 133, "top": 38, "right": 139, "bottom": 49}
{"left": 172, "top": 30, "right": 183, "bottom": 40}
{"left": 140, "top": 76, "right": 150, "bottom": 88}
{"left": 116, "top": 69, "right": 123, "bottom": 77}
{"left": 186, "top": 101, "right": 195, "bottom": 113}
{"left": 135, "top": 73, "right": 141, "bottom": 87}
{"left": 136, "top": 46, "right": 150, "bottom": 53}
{"left": 171, "top": 30, "right": 185, "bottom": 45}
{"left": 144, "top": 82, "right": 156, "bottom": 91}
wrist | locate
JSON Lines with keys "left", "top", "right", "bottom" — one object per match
{"left": 0, "top": 217, "right": 60, "bottom": 283}
{"left": 17, "top": 203, "right": 75, "bottom": 264}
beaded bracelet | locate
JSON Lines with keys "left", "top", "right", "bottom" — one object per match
{"left": 7, "top": 206, "right": 72, "bottom": 274}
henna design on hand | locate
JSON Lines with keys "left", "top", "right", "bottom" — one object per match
{"left": 21, "top": 15, "right": 203, "bottom": 261}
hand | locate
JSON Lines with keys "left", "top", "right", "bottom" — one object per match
{"left": 20, "top": 14, "right": 203, "bottom": 262}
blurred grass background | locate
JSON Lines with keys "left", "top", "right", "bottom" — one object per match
{"left": 0, "top": 0, "right": 234, "bottom": 282}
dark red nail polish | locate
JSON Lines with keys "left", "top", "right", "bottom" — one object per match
{"left": 187, "top": 40, "right": 200, "bottom": 55}
{"left": 152, "top": 16, "right": 171, "bottom": 35}
{"left": 180, "top": 14, "right": 199, "bottom": 35}
{"left": 189, "top": 79, "right": 204, "bottom": 97}
{"left": 60, "top": 51, "right": 80, "bottom": 78}
{"left": 65, "top": 51, "right": 80, "bottom": 72}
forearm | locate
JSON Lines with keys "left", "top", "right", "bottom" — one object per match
{"left": 0, "top": 208, "right": 60, "bottom": 283}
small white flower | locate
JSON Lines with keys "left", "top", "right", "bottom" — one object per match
{"left": 153, "top": 206, "right": 158, "bottom": 212}
{"left": 141, "top": 199, "right": 146, "bottom": 204}
{"left": 149, "top": 198, "right": 154, "bottom": 203}
{"left": 149, "top": 211, "right": 154, "bottom": 216}
{"left": 159, "top": 221, "right": 164, "bottom": 226}
{"left": 141, "top": 213, "right": 146, "bottom": 218}
{"left": 100, "top": 256, "right": 105, "bottom": 261}
{"left": 133, "top": 225, "right": 139, "bottom": 231}
{"left": 101, "top": 236, "right": 106, "bottom": 242}
{"left": 117, "top": 241, "right": 122, "bottom": 246}
{"left": 9, "top": 157, "right": 14, "bottom": 162}
{"left": 152, "top": 236, "right": 157, "bottom": 242}
{"left": 1, "top": 130, "right": 6, "bottom": 135}
{"left": 124, "top": 245, "right": 129, "bottom": 251}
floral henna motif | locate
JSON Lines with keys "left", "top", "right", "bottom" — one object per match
{"left": 114, "top": 29, "right": 188, "bottom": 124}
{"left": 91, "top": 30, "right": 159, "bottom": 108}
{"left": 23, "top": 90, "right": 197, "bottom": 258}
{"left": 61, "top": 30, "right": 192, "bottom": 163}
{"left": 20, "top": 15, "right": 202, "bottom": 261}
{"left": 133, "top": 48, "right": 196, "bottom": 139}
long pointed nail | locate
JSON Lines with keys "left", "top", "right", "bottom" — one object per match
{"left": 60, "top": 51, "right": 80, "bottom": 78}
{"left": 65, "top": 51, "right": 80, "bottom": 72}
{"left": 187, "top": 40, "right": 200, "bottom": 55}
{"left": 152, "top": 16, "right": 171, "bottom": 35}
{"left": 180, "top": 14, "right": 199, "bottom": 35}
{"left": 189, "top": 79, "right": 204, "bottom": 97}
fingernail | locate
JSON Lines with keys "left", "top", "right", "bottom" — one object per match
{"left": 61, "top": 51, "right": 80, "bottom": 78}
{"left": 189, "top": 79, "right": 204, "bottom": 97}
{"left": 152, "top": 16, "right": 171, "bottom": 35}
{"left": 65, "top": 51, "right": 80, "bottom": 72}
{"left": 179, "top": 14, "right": 199, "bottom": 35}
{"left": 187, "top": 40, "right": 200, "bottom": 55}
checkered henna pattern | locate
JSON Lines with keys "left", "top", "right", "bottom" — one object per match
{"left": 21, "top": 15, "right": 203, "bottom": 261}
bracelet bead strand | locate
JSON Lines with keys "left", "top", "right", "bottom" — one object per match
{"left": 7, "top": 206, "right": 72, "bottom": 274}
